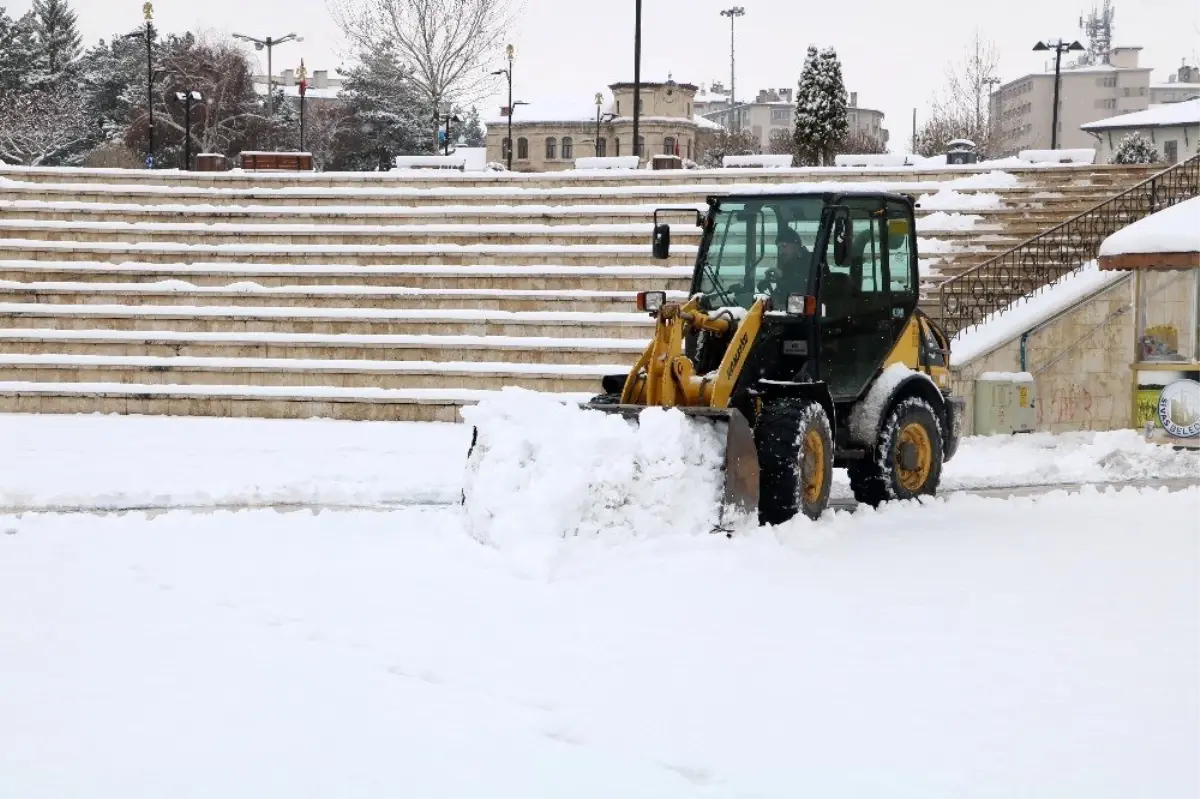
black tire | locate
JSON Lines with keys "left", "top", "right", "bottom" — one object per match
{"left": 589, "top": 393, "right": 622, "bottom": 405}
{"left": 755, "top": 398, "right": 834, "bottom": 525}
{"left": 849, "top": 397, "right": 943, "bottom": 507}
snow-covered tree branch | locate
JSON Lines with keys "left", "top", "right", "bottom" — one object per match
{"left": 329, "top": 0, "right": 514, "bottom": 127}
{"left": 0, "top": 88, "right": 90, "bottom": 165}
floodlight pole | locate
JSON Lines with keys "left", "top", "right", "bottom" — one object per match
{"left": 1034, "top": 39, "right": 1085, "bottom": 149}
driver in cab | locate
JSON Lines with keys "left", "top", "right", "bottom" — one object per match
{"left": 770, "top": 225, "right": 812, "bottom": 303}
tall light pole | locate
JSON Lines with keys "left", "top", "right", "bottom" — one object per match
{"left": 232, "top": 32, "right": 303, "bottom": 122}
{"left": 123, "top": 2, "right": 155, "bottom": 167}
{"left": 979, "top": 75, "right": 1001, "bottom": 141}
{"left": 491, "top": 44, "right": 516, "bottom": 170}
{"left": 172, "top": 90, "right": 204, "bottom": 170}
{"left": 1033, "top": 39, "right": 1085, "bottom": 150}
{"left": 633, "top": 0, "right": 643, "bottom": 162}
{"left": 720, "top": 6, "right": 745, "bottom": 131}
{"left": 296, "top": 60, "right": 308, "bottom": 152}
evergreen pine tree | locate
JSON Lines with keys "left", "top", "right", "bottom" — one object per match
{"left": 331, "top": 44, "right": 433, "bottom": 170}
{"left": 793, "top": 45, "right": 849, "bottom": 166}
{"left": 31, "top": 0, "right": 81, "bottom": 79}
{"left": 0, "top": 10, "right": 40, "bottom": 91}
{"left": 459, "top": 105, "right": 486, "bottom": 147}
{"left": 77, "top": 31, "right": 147, "bottom": 147}
{"left": 1110, "top": 132, "right": 1160, "bottom": 164}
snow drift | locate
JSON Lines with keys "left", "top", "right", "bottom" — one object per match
{"left": 460, "top": 389, "right": 738, "bottom": 546}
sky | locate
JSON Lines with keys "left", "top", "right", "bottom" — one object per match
{"left": 24, "top": 0, "right": 1200, "bottom": 146}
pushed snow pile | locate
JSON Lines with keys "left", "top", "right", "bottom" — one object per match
{"left": 461, "top": 389, "right": 732, "bottom": 545}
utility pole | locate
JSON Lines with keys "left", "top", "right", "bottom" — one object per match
{"left": 633, "top": 0, "right": 642, "bottom": 163}
{"left": 1033, "top": 39, "right": 1084, "bottom": 150}
{"left": 297, "top": 60, "right": 308, "bottom": 152}
{"left": 720, "top": 7, "right": 745, "bottom": 131}
{"left": 980, "top": 75, "right": 1001, "bottom": 138}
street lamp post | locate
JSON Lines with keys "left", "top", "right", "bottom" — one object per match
{"left": 438, "top": 108, "right": 462, "bottom": 156}
{"left": 296, "top": 60, "right": 308, "bottom": 152}
{"left": 124, "top": 2, "right": 156, "bottom": 167}
{"left": 232, "top": 31, "right": 303, "bottom": 123}
{"left": 1033, "top": 39, "right": 1085, "bottom": 150}
{"left": 172, "top": 90, "right": 204, "bottom": 170}
{"left": 719, "top": 6, "right": 745, "bottom": 131}
{"left": 491, "top": 44, "right": 517, "bottom": 169}
{"left": 595, "top": 93, "right": 603, "bottom": 156}
{"left": 633, "top": 0, "right": 642, "bottom": 162}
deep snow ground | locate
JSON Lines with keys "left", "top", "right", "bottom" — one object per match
{"left": 0, "top": 413, "right": 1195, "bottom": 512}
{"left": 1, "top": 489, "right": 1197, "bottom": 797}
{"left": 1, "top": 409, "right": 1198, "bottom": 797}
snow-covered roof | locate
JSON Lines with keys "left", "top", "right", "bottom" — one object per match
{"left": 1098, "top": 197, "right": 1200, "bottom": 258}
{"left": 254, "top": 83, "right": 341, "bottom": 101}
{"left": 1081, "top": 98, "right": 1200, "bottom": 130}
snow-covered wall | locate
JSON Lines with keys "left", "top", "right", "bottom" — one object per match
{"left": 951, "top": 272, "right": 1135, "bottom": 435}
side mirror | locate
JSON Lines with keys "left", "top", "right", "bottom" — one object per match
{"left": 832, "top": 211, "right": 852, "bottom": 267}
{"left": 652, "top": 223, "right": 671, "bottom": 260}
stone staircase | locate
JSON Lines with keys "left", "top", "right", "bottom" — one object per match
{"left": 0, "top": 162, "right": 1159, "bottom": 420}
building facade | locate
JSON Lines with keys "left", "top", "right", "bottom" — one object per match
{"left": 253, "top": 68, "right": 344, "bottom": 104}
{"left": 1081, "top": 98, "right": 1199, "bottom": 163}
{"left": 1150, "top": 64, "right": 1200, "bottom": 105}
{"left": 990, "top": 46, "right": 1152, "bottom": 155}
{"left": 484, "top": 81, "right": 721, "bottom": 171}
{"left": 694, "top": 82, "right": 887, "bottom": 150}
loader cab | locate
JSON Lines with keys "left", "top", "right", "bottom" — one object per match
{"left": 685, "top": 191, "right": 921, "bottom": 402}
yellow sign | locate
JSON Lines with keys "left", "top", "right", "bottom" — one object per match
{"left": 1018, "top": 385, "right": 1028, "bottom": 408}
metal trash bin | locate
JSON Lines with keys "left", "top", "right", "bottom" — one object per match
{"left": 945, "top": 138, "right": 978, "bottom": 165}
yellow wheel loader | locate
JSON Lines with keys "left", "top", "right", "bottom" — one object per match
{"left": 583, "top": 190, "right": 966, "bottom": 524}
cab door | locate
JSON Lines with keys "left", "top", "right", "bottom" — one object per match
{"left": 818, "top": 197, "right": 893, "bottom": 401}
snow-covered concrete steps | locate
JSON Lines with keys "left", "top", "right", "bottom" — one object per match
{"left": 0, "top": 162, "right": 1163, "bottom": 420}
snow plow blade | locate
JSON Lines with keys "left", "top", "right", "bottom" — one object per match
{"left": 582, "top": 403, "right": 760, "bottom": 518}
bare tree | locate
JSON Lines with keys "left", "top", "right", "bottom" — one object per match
{"left": 839, "top": 131, "right": 888, "bottom": 156}
{"left": 695, "top": 127, "right": 760, "bottom": 168}
{"left": 917, "top": 30, "right": 1002, "bottom": 156}
{"left": 767, "top": 128, "right": 796, "bottom": 157}
{"left": 330, "top": 0, "right": 515, "bottom": 142}
{"left": 0, "top": 88, "right": 89, "bottom": 164}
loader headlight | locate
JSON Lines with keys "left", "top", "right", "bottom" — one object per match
{"left": 786, "top": 294, "right": 817, "bottom": 316}
{"left": 636, "top": 290, "right": 666, "bottom": 313}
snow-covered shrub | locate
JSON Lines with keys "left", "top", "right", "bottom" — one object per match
{"left": 82, "top": 144, "right": 142, "bottom": 169}
{"left": 1110, "top": 132, "right": 1160, "bottom": 165}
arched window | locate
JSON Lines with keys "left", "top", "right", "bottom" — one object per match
{"left": 501, "top": 137, "right": 511, "bottom": 160}
{"left": 517, "top": 137, "right": 529, "bottom": 160}
{"left": 663, "top": 136, "right": 676, "bottom": 155}
{"left": 614, "top": 138, "right": 620, "bottom": 156}
{"left": 545, "top": 137, "right": 557, "bottom": 160}
{"left": 596, "top": 137, "right": 607, "bottom": 157}
{"left": 561, "top": 136, "right": 573, "bottom": 160}
{"left": 635, "top": 136, "right": 645, "bottom": 156}
{"left": 686, "top": 139, "right": 693, "bottom": 160}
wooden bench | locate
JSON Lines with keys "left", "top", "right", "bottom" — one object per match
{"left": 240, "top": 152, "right": 314, "bottom": 171}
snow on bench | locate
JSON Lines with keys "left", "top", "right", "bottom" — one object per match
{"left": 834, "top": 153, "right": 926, "bottom": 167}
{"left": 722, "top": 154, "right": 794, "bottom": 168}
{"left": 1018, "top": 149, "right": 1096, "bottom": 165}
{"left": 394, "top": 155, "right": 467, "bottom": 171}
{"left": 572, "top": 156, "right": 640, "bottom": 170}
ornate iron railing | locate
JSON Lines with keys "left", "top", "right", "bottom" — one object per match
{"left": 937, "top": 153, "right": 1200, "bottom": 337}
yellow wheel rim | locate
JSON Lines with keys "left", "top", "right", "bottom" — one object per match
{"left": 802, "top": 428, "right": 826, "bottom": 505}
{"left": 896, "top": 422, "right": 933, "bottom": 493}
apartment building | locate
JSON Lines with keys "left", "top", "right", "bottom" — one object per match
{"left": 1150, "top": 64, "right": 1200, "bottom": 105}
{"left": 990, "top": 46, "right": 1152, "bottom": 155}
{"left": 694, "top": 82, "right": 888, "bottom": 150}
{"left": 253, "top": 68, "right": 344, "bottom": 103}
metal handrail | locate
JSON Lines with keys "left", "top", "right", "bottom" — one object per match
{"left": 936, "top": 153, "right": 1200, "bottom": 336}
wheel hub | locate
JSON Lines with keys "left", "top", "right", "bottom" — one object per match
{"left": 898, "top": 441, "right": 920, "bottom": 471}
